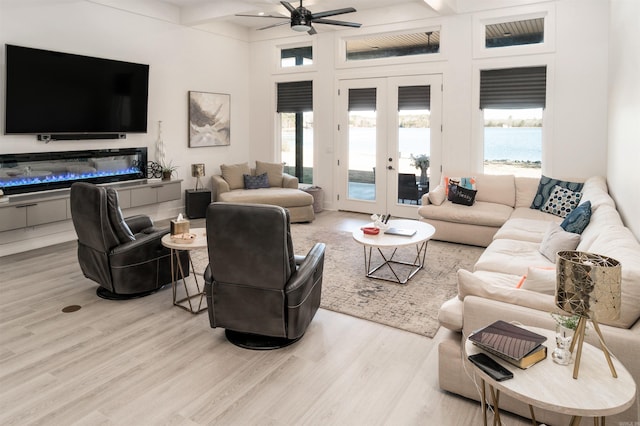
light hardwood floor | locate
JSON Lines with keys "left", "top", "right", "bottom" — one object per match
{"left": 0, "top": 210, "right": 531, "bottom": 425}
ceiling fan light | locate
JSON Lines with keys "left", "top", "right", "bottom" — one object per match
{"left": 292, "top": 24, "right": 311, "bottom": 31}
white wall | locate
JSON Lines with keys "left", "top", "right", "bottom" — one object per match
{"left": 0, "top": 1, "right": 251, "bottom": 254}
{"left": 607, "top": 0, "right": 640, "bottom": 240}
{"left": 248, "top": 0, "right": 610, "bottom": 210}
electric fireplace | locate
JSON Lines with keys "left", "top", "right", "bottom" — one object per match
{"left": 0, "top": 148, "right": 148, "bottom": 195}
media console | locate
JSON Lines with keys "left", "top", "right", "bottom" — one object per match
{"left": 0, "top": 179, "right": 182, "bottom": 233}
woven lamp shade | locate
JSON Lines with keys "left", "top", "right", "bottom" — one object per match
{"left": 556, "top": 250, "right": 621, "bottom": 321}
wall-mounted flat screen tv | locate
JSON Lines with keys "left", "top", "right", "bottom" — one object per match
{"left": 4, "top": 44, "right": 149, "bottom": 135}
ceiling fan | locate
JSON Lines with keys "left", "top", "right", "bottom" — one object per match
{"left": 237, "top": 1, "right": 362, "bottom": 35}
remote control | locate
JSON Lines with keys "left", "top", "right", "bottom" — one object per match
{"left": 468, "top": 353, "right": 514, "bottom": 381}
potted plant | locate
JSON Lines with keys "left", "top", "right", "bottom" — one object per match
{"left": 410, "top": 154, "right": 430, "bottom": 186}
{"left": 550, "top": 312, "right": 581, "bottom": 365}
{"left": 161, "top": 161, "right": 178, "bottom": 181}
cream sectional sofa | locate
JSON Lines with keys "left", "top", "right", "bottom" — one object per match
{"left": 211, "top": 161, "right": 315, "bottom": 223}
{"left": 421, "top": 175, "right": 640, "bottom": 424}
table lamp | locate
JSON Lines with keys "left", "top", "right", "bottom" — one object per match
{"left": 556, "top": 250, "right": 621, "bottom": 379}
{"left": 191, "top": 163, "right": 205, "bottom": 190}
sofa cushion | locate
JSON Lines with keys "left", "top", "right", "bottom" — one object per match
{"left": 540, "top": 185, "right": 582, "bottom": 218}
{"left": 243, "top": 172, "right": 270, "bottom": 189}
{"left": 560, "top": 201, "right": 592, "bottom": 234}
{"left": 493, "top": 217, "right": 557, "bottom": 243}
{"left": 457, "top": 269, "right": 556, "bottom": 314}
{"left": 475, "top": 174, "right": 516, "bottom": 207}
{"left": 219, "top": 187, "right": 313, "bottom": 208}
{"left": 474, "top": 238, "right": 553, "bottom": 276}
{"left": 221, "top": 162, "right": 251, "bottom": 190}
{"left": 588, "top": 226, "right": 640, "bottom": 329}
{"left": 255, "top": 161, "right": 284, "bottom": 188}
{"left": 580, "top": 176, "right": 615, "bottom": 210}
{"left": 418, "top": 200, "right": 512, "bottom": 228}
{"left": 514, "top": 176, "right": 540, "bottom": 208}
{"left": 530, "top": 175, "right": 584, "bottom": 210}
{"left": 577, "top": 204, "right": 624, "bottom": 251}
{"left": 538, "top": 222, "right": 580, "bottom": 262}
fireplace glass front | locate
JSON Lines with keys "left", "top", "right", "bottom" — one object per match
{"left": 0, "top": 147, "right": 148, "bottom": 195}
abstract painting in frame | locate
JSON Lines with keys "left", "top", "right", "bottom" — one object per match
{"left": 188, "top": 91, "right": 230, "bottom": 147}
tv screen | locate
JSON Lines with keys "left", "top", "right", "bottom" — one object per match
{"left": 4, "top": 44, "right": 149, "bottom": 135}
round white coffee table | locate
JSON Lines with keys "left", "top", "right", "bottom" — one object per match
{"left": 161, "top": 228, "right": 208, "bottom": 314}
{"left": 465, "top": 325, "right": 636, "bottom": 426}
{"left": 352, "top": 219, "right": 436, "bottom": 284}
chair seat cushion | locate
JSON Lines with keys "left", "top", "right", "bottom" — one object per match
{"left": 219, "top": 188, "right": 313, "bottom": 208}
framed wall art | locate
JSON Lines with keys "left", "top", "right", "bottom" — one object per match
{"left": 188, "top": 91, "right": 230, "bottom": 147}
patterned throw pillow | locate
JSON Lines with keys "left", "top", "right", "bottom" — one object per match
{"left": 561, "top": 201, "right": 592, "bottom": 234}
{"left": 541, "top": 185, "right": 582, "bottom": 218}
{"left": 444, "top": 176, "right": 476, "bottom": 197}
{"left": 243, "top": 172, "right": 270, "bottom": 189}
{"left": 530, "top": 175, "right": 583, "bottom": 210}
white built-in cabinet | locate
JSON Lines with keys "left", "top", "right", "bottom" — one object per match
{"left": 0, "top": 180, "right": 181, "bottom": 233}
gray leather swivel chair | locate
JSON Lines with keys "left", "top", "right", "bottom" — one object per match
{"left": 70, "top": 182, "right": 188, "bottom": 299}
{"left": 204, "top": 202, "right": 325, "bottom": 349}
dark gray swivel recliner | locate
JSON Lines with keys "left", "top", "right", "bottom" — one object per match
{"left": 70, "top": 182, "right": 188, "bottom": 299}
{"left": 204, "top": 202, "right": 325, "bottom": 349}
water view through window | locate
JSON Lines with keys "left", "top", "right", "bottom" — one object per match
{"left": 484, "top": 108, "right": 542, "bottom": 177}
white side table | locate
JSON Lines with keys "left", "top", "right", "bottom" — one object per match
{"left": 161, "top": 228, "right": 208, "bottom": 314}
{"left": 465, "top": 325, "right": 636, "bottom": 426}
{"left": 352, "top": 219, "right": 436, "bottom": 284}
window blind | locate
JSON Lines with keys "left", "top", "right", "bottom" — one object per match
{"left": 348, "top": 88, "right": 377, "bottom": 111}
{"left": 398, "top": 85, "right": 430, "bottom": 111}
{"left": 480, "top": 66, "right": 547, "bottom": 109}
{"left": 277, "top": 81, "right": 313, "bottom": 113}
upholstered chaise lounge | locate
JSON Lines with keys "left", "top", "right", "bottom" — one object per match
{"left": 211, "top": 161, "right": 315, "bottom": 223}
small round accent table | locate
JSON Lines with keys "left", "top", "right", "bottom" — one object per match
{"left": 465, "top": 325, "right": 636, "bottom": 426}
{"left": 352, "top": 219, "right": 436, "bottom": 284}
{"left": 161, "top": 228, "right": 208, "bottom": 314}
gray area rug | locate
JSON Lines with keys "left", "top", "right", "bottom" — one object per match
{"left": 191, "top": 225, "right": 484, "bottom": 338}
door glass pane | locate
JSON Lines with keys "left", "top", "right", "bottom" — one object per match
{"left": 348, "top": 110, "right": 376, "bottom": 201}
{"left": 281, "top": 112, "right": 314, "bottom": 184}
{"left": 397, "top": 86, "right": 430, "bottom": 205}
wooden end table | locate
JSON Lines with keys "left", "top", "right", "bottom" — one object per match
{"left": 161, "top": 228, "right": 208, "bottom": 314}
{"left": 352, "top": 219, "right": 436, "bottom": 284}
{"left": 465, "top": 325, "right": 636, "bottom": 426}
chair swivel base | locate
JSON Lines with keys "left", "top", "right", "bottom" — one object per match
{"left": 96, "top": 285, "right": 163, "bottom": 300}
{"left": 225, "top": 329, "right": 302, "bottom": 350}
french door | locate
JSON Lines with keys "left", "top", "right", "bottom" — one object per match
{"left": 337, "top": 75, "right": 442, "bottom": 218}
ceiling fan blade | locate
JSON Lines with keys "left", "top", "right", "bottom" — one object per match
{"left": 312, "top": 18, "right": 362, "bottom": 28}
{"left": 280, "top": 1, "right": 296, "bottom": 13}
{"left": 258, "top": 20, "right": 292, "bottom": 30}
{"left": 236, "top": 14, "right": 290, "bottom": 19}
{"left": 310, "top": 7, "right": 356, "bottom": 19}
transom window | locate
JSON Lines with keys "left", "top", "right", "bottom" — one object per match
{"left": 280, "top": 46, "right": 313, "bottom": 68}
{"left": 485, "top": 17, "right": 544, "bottom": 48}
{"left": 345, "top": 30, "right": 440, "bottom": 61}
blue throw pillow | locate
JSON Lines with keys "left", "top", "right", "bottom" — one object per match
{"left": 530, "top": 175, "right": 584, "bottom": 210}
{"left": 561, "top": 200, "right": 592, "bottom": 234}
{"left": 243, "top": 173, "right": 270, "bottom": 189}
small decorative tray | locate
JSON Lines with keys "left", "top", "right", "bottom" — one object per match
{"left": 170, "top": 233, "right": 197, "bottom": 243}
{"left": 361, "top": 227, "right": 380, "bottom": 235}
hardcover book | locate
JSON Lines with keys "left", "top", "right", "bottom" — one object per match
{"left": 469, "top": 320, "right": 548, "bottom": 369}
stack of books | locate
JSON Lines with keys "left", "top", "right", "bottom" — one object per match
{"left": 469, "top": 320, "right": 548, "bottom": 369}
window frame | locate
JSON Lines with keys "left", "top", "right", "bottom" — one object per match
{"left": 473, "top": 4, "right": 556, "bottom": 59}
{"left": 336, "top": 24, "right": 444, "bottom": 69}
{"left": 471, "top": 57, "right": 555, "bottom": 176}
{"left": 275, "top": 40, "right": 317, "bottom": 73}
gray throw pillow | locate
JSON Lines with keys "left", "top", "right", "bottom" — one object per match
{"left": 243, "top": 173, "right": 270, "bottom": 189}
{"left": 539, "top": 222, "right": 580, "bottom": 262}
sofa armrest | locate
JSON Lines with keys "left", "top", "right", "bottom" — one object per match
{"left": 212, "top": 175, "right": 230, "bottom": 201}
{"left": 421, "top": 193, "right": 431, "bottom": 205}
{"left": 282, "top": 173, "right": 299, "bottom": 189}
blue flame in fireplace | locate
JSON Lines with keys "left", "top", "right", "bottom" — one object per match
{"left": 1, "top": 166, "right": 141, "bottom": 188}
